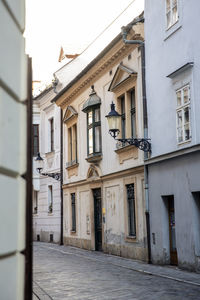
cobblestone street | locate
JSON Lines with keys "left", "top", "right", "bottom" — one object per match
{"left": 33, "top": 242, "right": 200, "bottom": 300}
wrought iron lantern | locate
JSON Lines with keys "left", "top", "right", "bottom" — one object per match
{"left": 106, "top": 102, "right": 151, "bottom": 152}
{"left": 35, "top": 152, "right": 61, "bottom": 181}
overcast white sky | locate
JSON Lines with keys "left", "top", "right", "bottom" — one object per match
{"left": 25, "top": 0, "right": 144, "bottom": 83}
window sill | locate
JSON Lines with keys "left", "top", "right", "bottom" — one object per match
{"left": 115, "top": 144, "right": 138, "bottom": 164}
{"left": 70, "top": 230, "right": 77, "bottom": 235}
{"left": 45, "top": 150, "right": 55, "bottom": 157}
{"left": 164, "top": 23, "right": 182, "bottom": 41}
{"left": 177, "top": 139, "right": 191, "bottom": 146}
{"left": 48, "top": 212, "right": 53, "bottom": 216}
{"left": 66, "top": 161, "right": 79, "bottom": 169}
{"left": 86, "top": 153, "right": 102, "bottom": 163}
{"left": 125, "top": 235, "right": 137, "bottom": 242}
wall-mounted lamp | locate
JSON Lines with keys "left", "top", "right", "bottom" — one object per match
{"left": 35, "top": 152, "right": 61, "bottom": 181}
{"left": 106, "top": 102, "right": 151, "bottom": 152}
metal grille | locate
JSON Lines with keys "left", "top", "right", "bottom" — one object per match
{"left": 126, "top": 184, "right": 136, "bottom": 237}
{"left": 71, "top": 193, "right": 76, "bottom": 231}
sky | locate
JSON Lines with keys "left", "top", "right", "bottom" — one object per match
{"left": 25, "top": 0, "right": 144, "bottom": 84}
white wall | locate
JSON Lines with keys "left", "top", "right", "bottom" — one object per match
{"left": 0, "top": 1, "right": 27, "bottom": 299}
{"left": 33, "top": 89, "right": 61, "bottom": 243}
{"left": 145, "top": 0, "right": 200, "bottom": 157}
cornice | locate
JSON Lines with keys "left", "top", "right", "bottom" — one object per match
{"left": 56, "top": 33, "right": 143, "bottom": 109}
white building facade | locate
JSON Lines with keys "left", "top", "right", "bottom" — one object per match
{"left": 145, "top": 0, "right": 200, "bottom": 271}
{"left": 33, "top": 87, "right": 61, "bottom": 244}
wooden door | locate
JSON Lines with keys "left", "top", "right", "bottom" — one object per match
{"left": 168, "top": 196, "right": 178, "bottom": 265}
{"left": 93, "top": 189, "right": 102, "bottom": 251}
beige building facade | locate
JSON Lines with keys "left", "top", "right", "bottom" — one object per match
{"left": 55, "top": 20, "right": 148, "bottom": 261}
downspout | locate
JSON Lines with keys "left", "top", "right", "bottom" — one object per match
{"left": 60, "top": 108, "right": 64, "bottom": 245}
{"left": 121, "top": 21, "right": 151, "bottom": 263}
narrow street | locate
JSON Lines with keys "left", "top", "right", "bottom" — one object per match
{"left": 33, "top": 242, "right": 200, "bottom": 300}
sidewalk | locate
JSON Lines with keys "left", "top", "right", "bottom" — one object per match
{"left": 35, "top": 242, "right": 200, "bottom": 287}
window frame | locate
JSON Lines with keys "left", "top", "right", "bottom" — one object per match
{"left": 33, "top": 124, "right": 39, "bottom": 157}
{"left": 33, "top": 190, "right": 38, "bottom": 214}
{"left": 67, "top": 124, "right": 78, "bottom": 167}
{"left": 87, "top": 105, "right": 102, "bottom": 157}
{"left": 126, "top": 184, "right": 136, "bottom": 237}
{"left": 48, "top": 185, "right": 53, "bottom": 214}
{"left": 130, "top": 89, "right": 136, "bottom": 138}
{"left": 71, "top": 193, "right": 76, "bottom": 232}
{"left": 176, "top": 84, "right": 191, "bottom": 144}
{"left": 48, "top": 118, "right": 54, "bottom": 152}
{"left": 165, "top": 0, "right": 178, "bottom": 30}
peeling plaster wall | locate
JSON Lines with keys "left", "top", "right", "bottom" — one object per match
{"left": 149, "top": 152, "right": 200, "bottom": 272}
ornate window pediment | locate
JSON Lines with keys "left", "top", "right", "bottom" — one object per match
{"left": 63, "top": 105, "right": 78, "bottom": 124}
{"left": 108, "top": 63, "right": 137, "bottom": 92}
{"left": 87, "top": 164, "right": 101, "bottom": 180}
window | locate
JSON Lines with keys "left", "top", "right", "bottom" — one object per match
{"left": 166, "top": 0, "right": 178, "bottom": 29}
{"left": 33, "top": 124, "right": 39, "bottom": 157}
{"left": 126, "top": 184, "right": 136, "bottom": 237}
{"left": 176, "top": 85, "right": 191, "bottom": 143}
{"left": 48, "top": 186, "right": 53, "bottom": 213}
{"left": 130, "top": 89, "right": 136, "bottom": 137}
{"left": 33, "top": 191, "right": 38, "bottom": 214}
{"left": 117, "top": 88, "right": 137, "bottom": 149}
{"left": 48, "top": 118, "right": 54, "bottom": 152}
{"left": 67, "top": 124, "right": 77, "bottom": 167}
{"left": 87, "top": 107, "right": 101, "bottom": 156}
{"left": 71, "top": 193, "right": 76, "bottom": 232}
{"left": 120, "top": 96, "right": 126, "bottom": 139}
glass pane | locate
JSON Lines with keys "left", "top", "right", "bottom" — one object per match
{"left": 95, "top": 126, "right": 101, "bottom": 152}
{"left": 172, "top": 6, "right": 178, "bottom": 23}
{"left": 183, "top": 86, "right": 189, "bottom": 104}
{"left": 88, "top": 111, "right": 93, "bottom": 125}
{"left": 178, "top": 127, "right": 183, "bottom": 143}
{"left": 177, "top": 110, "right": 182, "bottom": 126}
{"left": 94, "top": 108, "right": 100, "bottom": 122}
{"left": 166, "top": 0, "right": 171, "bottom": 12}
{"left": 184, "top": 123, "right": 190, "bottom": 140}
{"left": 184, "top": 106, "right": 189, "bottom": 123}
{"left": 176, "top": 90, "right": 181, "bottom": 106}
{"left": 172, "top": 0, "right": 177, "bottom": 7}
{"left": 88, "top": 128, "right": 93, "bottom": 154}
{"left": 131, "top": 113, "right": 136, "bottom": 137}
{"left": 167, "top": 11, "right": 171, "bottom": 28}
{"left": 121, "top": 96, "right": 125, "bottom": 114}
{"left": 34, "top": 125, "right": 38, "bottom": 135}
{"left": 130, "top": 90, "right": 135, "bottom": 108}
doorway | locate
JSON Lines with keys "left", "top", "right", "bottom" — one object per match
{"left": 93, "top": 188, "right": 102, "bottom": 251}
{"left": 168, "top": 196, "right": 178, "bottom": 265}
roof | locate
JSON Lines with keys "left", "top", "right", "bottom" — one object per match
{"left": 52, "top": 11, "right": 144, "bottom": 104}
{"left": 82, "top": 86, "right": 101, "bottom": 112}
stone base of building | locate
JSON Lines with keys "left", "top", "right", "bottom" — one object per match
{"left": 104, "top": 243, "right": 148, "bottom": 262}
{"left": 63, "top": 236, "right": 148, "bottom": 262}
{"left": 63, "top": 237, "right": 93, "bottom": 250}
{"left": 33, "top": 230, "right": 60, "bottom": 244}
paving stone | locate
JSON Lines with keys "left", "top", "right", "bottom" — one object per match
{"left": 33, "top": 242, "right": 200, "bottom": 300}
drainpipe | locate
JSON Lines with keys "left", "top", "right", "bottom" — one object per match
{"left": 121, "top": 21, "right": 151, "bottom": 264}
{"left": 60, "top": 108, "right": 63, "bottom": 245}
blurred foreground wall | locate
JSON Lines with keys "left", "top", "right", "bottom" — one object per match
{"left": 0, "top": 0, "right": 28, "bottom": 299}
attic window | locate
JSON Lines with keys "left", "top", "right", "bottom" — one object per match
{"left": 109, "top": 70, "right": 112, "bottom": 76}
{"left": 128, "top": 54, "right": 132, "bottom": 60}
